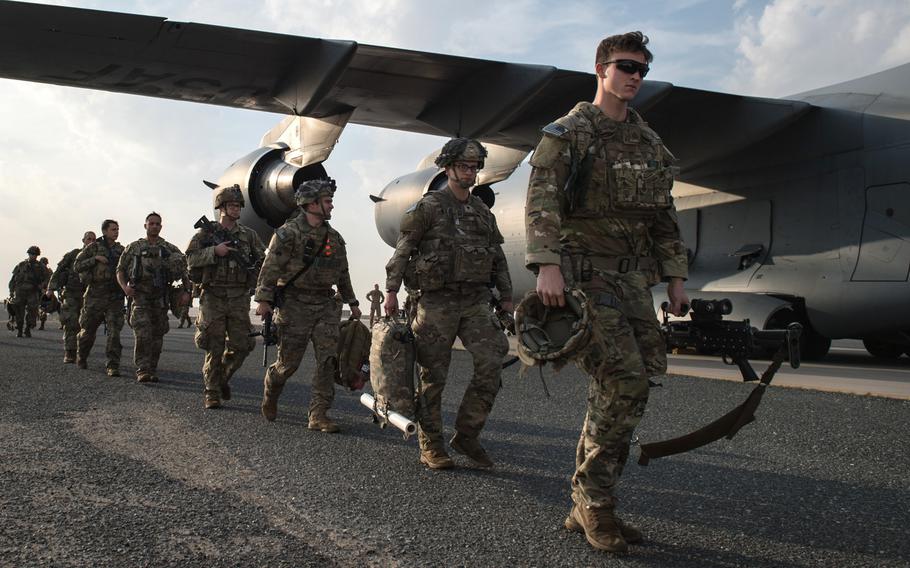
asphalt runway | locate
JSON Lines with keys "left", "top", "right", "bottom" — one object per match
{"left": 1, "top": 322, "right": 908, "bottom": 567}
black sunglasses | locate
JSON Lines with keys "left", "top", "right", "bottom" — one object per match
{"left": 603, "top": 59, "right": 650, "bottom": 78}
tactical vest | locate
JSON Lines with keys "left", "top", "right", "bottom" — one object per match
{"left": 13, "top": 261, "right": 43, "bottom": 290}
{"left": 83, "top": 240, "right": 123, "bottom": 288}
{"left": 56, "top": 249, "right": 85, "bottom": 295}
{"left": 565, "top": 110, "right": 675, "bottom": 220}
{"left": 194, "top": 227, "right": 258, "bottom": 289}
{"left": 129, "top": 240, "right": 179, "bottom": 297}
{"left": 281, "top": 221, "right": 347, "bottom": 294}
{"left": 413, "top": 193, "right": 498, "bottom": 291}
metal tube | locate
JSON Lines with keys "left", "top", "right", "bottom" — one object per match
{"left": 360, "top": 393, "right": 417, "bottom": 438}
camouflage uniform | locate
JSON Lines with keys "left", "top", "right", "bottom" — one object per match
{"left": 8, "top": 259, "right": 48, "bottom": 335}
{"left": 117, "top": 238, "right": 188, "bottom": 381}
{"left": 75, "top": 238, "right": 126, "bottom": 372}
{"left": 255, "top": 215, "right": 356, "bottom": 420}
{"left": 176, "top": 300, "right": 193, "bottom": 328}
{"left": 386, "top": 186, "right": 512, "bottom": 454}
{"left": 37, "top": 260, "right": 52, "bottom": 329}
{"left": 366, "top": 288, "right": 384, "bottom": 325}
{"left": 186, "top": 223, "right": 265, "bottom": 403}
{"left": 48, "top": 248, "right": 86, "bottom": 361}
{"left": 525, "top": 102, "right": 688, "bottom": 509}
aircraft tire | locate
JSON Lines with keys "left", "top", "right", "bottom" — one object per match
{"left": 862, "top": 339, "right": 903, "bottom": 359}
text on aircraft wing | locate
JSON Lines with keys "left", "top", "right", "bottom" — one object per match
{"left": 0, "top": 1, "right": 813, "bottom": 167}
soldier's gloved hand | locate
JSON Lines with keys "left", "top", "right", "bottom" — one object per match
{"left": 122, "top": 284, "right": 136, "bottom": 298}
{"left": 536, "top": 264, "right": 566, "bottom": 307}
{"left": 384, "top": 292, "right": 398, "bottom": 316}
{"left": 350, "top": 305, "right": 362, "bottom": 319}
{"left": 255, "top": 301, "right": 273, "bottom": 320}
{"left": 214, "top": 242, "right": 236, "bottom": 257}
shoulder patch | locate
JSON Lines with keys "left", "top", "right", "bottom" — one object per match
{"left": 541, "top": 122, "right": 569, "bottom": 138}
{"left": 274, "top": 227, "right": 291, "bottom": 241}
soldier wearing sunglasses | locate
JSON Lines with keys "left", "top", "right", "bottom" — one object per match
{"left": 525, "top": 31, "right": 689, "bottom": 553}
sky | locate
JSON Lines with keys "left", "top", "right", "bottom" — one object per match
{"left": 2, "top": 0, "right": 910, "bottom": 299}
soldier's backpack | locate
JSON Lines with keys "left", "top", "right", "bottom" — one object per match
{"left": 368, "top": 317, "right": 416, "bottom": 418}
{"left": 336, "top": 317, "right": 371, "bottom": 391}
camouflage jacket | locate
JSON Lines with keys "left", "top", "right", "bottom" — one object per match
{"left": 74, "top": 238, "right": 125, "bottom": 296}
{"left": 254, "top": 215, "right": 356, "bottom": 305}
{"left": 385, "top": 187, "right": 512, "bottom": 299}
{"left": 117, "top": 237, "right": 188, "bottom": 300}
{"left": 185, "top": 221, "right": 265, "bottom": 296}
{"left": 525, "top": 102, "right": 688, "bottom": 283}
{"left": 48, "top": 248, "right": 85, "bottom": 296}
{"left": 8, "top": 259, "right": 49, "bottom": 293}
{"left": 366, "top": 289, "right": 384, "bottom": 305}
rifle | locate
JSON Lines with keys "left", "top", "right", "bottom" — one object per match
{"left": 638, "top": 298, "right": 802, "bottom": 465}
{"left": 248, "top": 235, "right": 322, "bottom": 366}
{"left": 126, "top": 253, "right": 141, "bottom": 326}
{"left": 193, "top": 215, "right": 256, "bottom": 274}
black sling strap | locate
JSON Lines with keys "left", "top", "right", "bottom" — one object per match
{"left": 638, "top": 346, "right": 787, "bottom": 466}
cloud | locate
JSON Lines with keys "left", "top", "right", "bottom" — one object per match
{"left": 725, "top": 0, "right": 910, "bottom": 97}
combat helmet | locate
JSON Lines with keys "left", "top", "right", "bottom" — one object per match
{"left": 26, "top": 245, "right": 40, "bottom": 256}
{"left": 295, "top": 178, "right": 337, "bottom": 207}
{"left": 434, "top": 138, "right": 488, "bottom": 170}
{"left": 212, "top": 184, "right": 245, "bottom": 209}
{"left": 515, "top": 288, "right": 593, "bottom": 368}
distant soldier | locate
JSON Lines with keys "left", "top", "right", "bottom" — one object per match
{"left": 8, "top": 245, "right": 49, "bottom": 338}
{"left": 366, "top": 284, "right": 384, "bottom": 326}
{"left": 186, "top": 184, "right": 266, "bottom": 409}
{"left": 255, "top": 178, "right": 361, "bottom": 430}
{"left": 48, "top": 231, "right": 95, "bottom": 362}
{"left": 74, "top": 220, "right": 125, "bottom": 376}
{"left": 384, "top": 138, "right": 513, "bottom": 469}
{"left": 117, "top": 212, "right": 190, "bottom": 383}
{"left": 176, "top": 294, "right": 193, "bottom": 328}
{"left": 36, "top": 257, "right": 53, "bottom": 330}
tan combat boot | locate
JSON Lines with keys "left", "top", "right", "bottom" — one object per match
{"left": 308, "top": 408, "right": 340, "bottom": 433}
{"left": 136, "top": 373, "right": 153, "bottom": 383}
{"left": 564, "top": 504, "right": 642, "bottom": 545}
{"left": 261, "top": 383, "right": 283, "bottom": 422}
{"left": 566, "top": 504, "right": 628, "bottom": 553}
{"left": 106, "top": 367, "right": 120, "bottom": 378}
{"left": 63, "top": 350, "right": 76, "bottom": 364}
{"left": 419, "top": 446, "right": 455, "bottom": 470}
{"left": 204, "top": 391, "right": 221, "bottom": 409}
{"left": 449, "top": 432, "right": 493, "bottom": 468}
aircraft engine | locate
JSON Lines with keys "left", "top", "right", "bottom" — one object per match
{"left": 372, "top": 167, "right": 448, "bottom": 247}
{"left": 213, "top": 143, "right": 328, "bottom": 242}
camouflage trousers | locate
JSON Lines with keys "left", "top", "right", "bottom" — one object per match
{"left": 77, "top": 291, "right": 125, "bottom": 371}
{"left": 177, "top": 305, "right": 192, "bottom": 328}
{"left": 130, "top": 297, "right": 170, "bottom": 378}
{"left": 60, "top": 292, "right": 84, "bottom": 352}
{"left": 412, "top": 286, "right": 509, "bottom": 451}
{"left": 264, "top": 294, "right": 340, "bottom": 413}
{"left": 573, "top": 271, "right": 664, "bottom": 509}
{"left": 194, "top": 288, "right": 255, "bottom": 398}
{"left": 369, "top": 303, "right": 381, "bottom": 326}
{"left": 11, "top": 288, "right": 39, "bottom": 330}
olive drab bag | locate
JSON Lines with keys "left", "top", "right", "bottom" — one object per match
{"left": 368, "top": 317, "right": 417, "bottom": 418}
{"left": 336, "top": 317, "right": 371, "bottom": 391}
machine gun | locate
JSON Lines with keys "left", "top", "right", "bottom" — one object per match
{"left": 661, "top": 298, "right": 802, "bottom": 381}
{"left": 193, "top": 215, "right": 255, "bottom": 273}
{"left": 638, "top": 298, "right": 803, "bottom": 466}
{"left": 249, "top": 311, "right": 278, "bottom": 367}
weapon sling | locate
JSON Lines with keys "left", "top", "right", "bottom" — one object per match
{"left": 637, "top": 346, "right": 788, "bottom": 466}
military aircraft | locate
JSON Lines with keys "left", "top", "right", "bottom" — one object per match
{"left": 1, "top": 1, "right": 909, "bottom": 360}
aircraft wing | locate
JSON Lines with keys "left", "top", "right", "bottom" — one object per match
{"left": 0, "top": 1, "right": 810, "bottom": 169}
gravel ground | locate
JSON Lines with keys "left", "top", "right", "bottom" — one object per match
{"left": 1, "top": 322, "right": 908, "bottom": 567}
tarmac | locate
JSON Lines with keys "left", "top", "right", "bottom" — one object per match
{"left": 1, "top": 319, "right": 908, "bottom": 567}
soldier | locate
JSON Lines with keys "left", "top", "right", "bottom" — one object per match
{"left": 365, "top": 284, "right": 384, "bottom": 326}
{"left": 524, "top": 32, "right": 689, "bottom": 553}
{"left": 384, "top": 138, "right": 512, "bottom": 470}
{"left": 117, "top": 212, "right": 190, "bottom": 383}
{"left": 255, "top": 178, "right": 361, "bottom": 430}
{"left": 48, "top": 231, "right": 95, "bottom": 362}
{"left": 186, "top": 184, "right": 266, "bottom": 409}
{"left": 37, "top": 257, "right": 53, "bottom": 330}
{"left": 176, "top": 295, "right": 193, "bottom": 328}
{"left": 75, "top": 220, "right": 126, "bottom": 376}
{"left": 8, "top": 245, "right": 49, "bottom": 337}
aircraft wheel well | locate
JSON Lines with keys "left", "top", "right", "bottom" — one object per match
{"left": 862, "top": 339, "right": 904, "bottom": 359}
